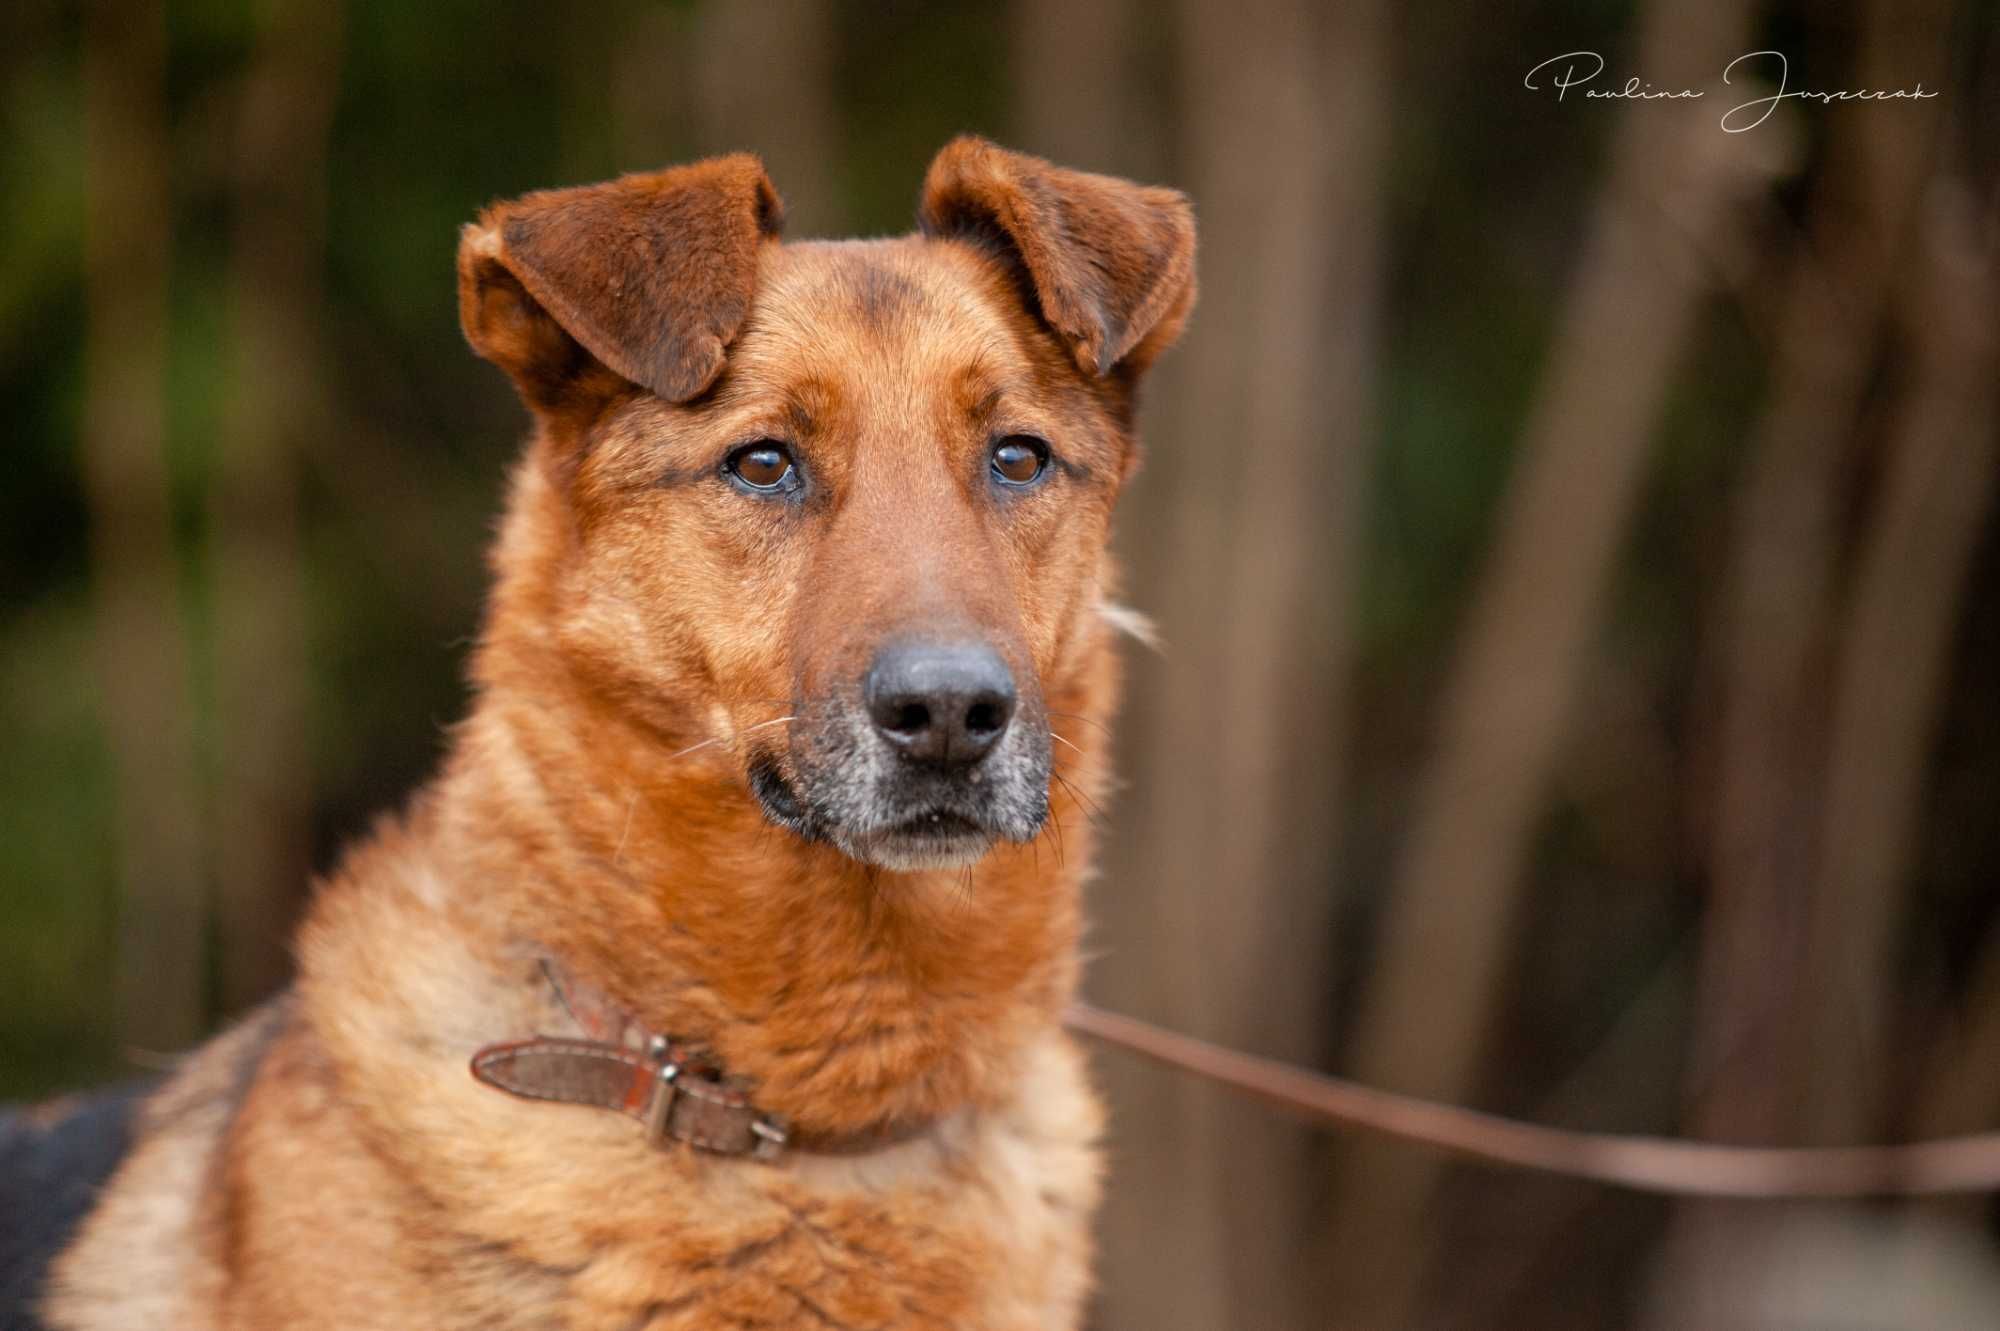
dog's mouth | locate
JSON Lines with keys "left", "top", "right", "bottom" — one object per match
{"left": 890, "top": 809, "right": 985, "bottom": 840}
{"left": 865, "top": 808, "right": 992, "bottom": 870}
{"left": 746, "top": 735, "right": 1049, "bottom": 873}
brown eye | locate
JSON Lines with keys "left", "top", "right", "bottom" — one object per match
{"left": 725, "top": 441, "right": 797, "bottom": 493}
{"left": 991, "top": 436, "right": 1049, "bottom": 487}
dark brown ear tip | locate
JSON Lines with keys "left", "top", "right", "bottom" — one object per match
{"left": 932, "top": 133, "right": 1003, "bottom": 165}
{"left": 752, "top": 175, "right": 785, "bottom": 237}
{"left": 916, "top": 136, "right": 1020, "bottom": 217}
{"left": 455, "top": 215, "right": 505, "bottom": 270}
{"left": 455, "top": 220, "right": 521, "bottom": 356}
{"left": 450, "top": 154, "right": 785, "bottom": 407}
{"left": 1152, "top": 184, "right": 1197, "bottom": 227}
{"left": 702, "top": 152, "right": 787, "bottom": 236}
{"left": 917, "top": 139, "right": 1198, "bottom": 377}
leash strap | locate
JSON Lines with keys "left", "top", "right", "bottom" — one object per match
{"left": 1064, "top": 1001, "right": 2000, "bottom": 1199}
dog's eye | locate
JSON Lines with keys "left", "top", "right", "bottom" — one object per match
{"left": 725, "top": 441, "right": 797, "bottom": 493}
{"left": 990, "top": 436, "right": 1049, "bottom": 487}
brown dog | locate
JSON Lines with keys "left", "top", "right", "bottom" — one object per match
{"left": 23, "top": 138, "right": 1193, "bottom": 1330}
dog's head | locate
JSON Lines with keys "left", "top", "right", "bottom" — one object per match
{"left": 457, "top": 140, "right": 1193, "bottom": 873}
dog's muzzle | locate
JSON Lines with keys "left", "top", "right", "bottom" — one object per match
{"left": 753, "top": 637, "right": 1051, "bottom": 870}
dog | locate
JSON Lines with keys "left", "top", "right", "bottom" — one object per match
{"left": 4, "top": 137, "right": 1194, "bottom": 1330}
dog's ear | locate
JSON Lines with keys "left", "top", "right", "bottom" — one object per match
{"left": 458, "top": 155, "right": 784, "bottom": 409}
{"left": 918, "top": 137, "right": 1195, "bottom": 379}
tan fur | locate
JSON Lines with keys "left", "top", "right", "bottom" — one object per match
{"left": 44, "top": 140, "right": 1192, "bottom": 1330}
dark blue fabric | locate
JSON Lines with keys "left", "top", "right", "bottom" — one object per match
{"left": 0, "top": 1085, "right": 150, "bottom": 1331}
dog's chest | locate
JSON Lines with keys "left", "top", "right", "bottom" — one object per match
{"left": 512, "top": 1046, "right": 1103, "bottom": 1331}
{"left": 562, "top": 1114, "right": 1098, "bottom": 1329}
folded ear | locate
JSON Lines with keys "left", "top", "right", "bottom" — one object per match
{"left": 918, "top": 137, "right": 1196, "bottom": 378}
{"left": 457, "top": 155, "right": 783, "bottom": 408}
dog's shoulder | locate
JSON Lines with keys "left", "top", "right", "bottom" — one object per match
{"left": 28, "top": 1000, "right": 291, "bottom": 1331}
{"left": 0, "top": 1085, "right": 152, "bottom": 1331}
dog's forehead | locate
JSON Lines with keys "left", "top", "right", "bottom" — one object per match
{"left": 731, "top": 238, "right": 1034, "bottom": 394}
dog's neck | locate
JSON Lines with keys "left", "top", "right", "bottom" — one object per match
{"left": 414, "top": 463, "right": 1114, "bottom": 1139}
{"left": 432, "top": 676, "right": 1097, "bottom": 1139}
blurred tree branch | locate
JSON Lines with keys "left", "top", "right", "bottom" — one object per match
{"left": 1011, "top": 0, "right": 1141, "bottom": 173}
{"left": 81, "top": 0, "right": 207, "bottom": 1054}
{"left": 1075, "top": 2, "right": 1383, "bottom": 1327}
{"left": 1810, "top": 179, "right": 1996, "bottom": 1146}
{"left": 1901, "top": 188, "right": 2000, "bottom": 1144}
{"left": 1652, "top": 0, "right": 1955, "bottom": 1322}
{"left": 635, "top": 0, "right": 843, "bottom": 237}
{"left": 1691, "top": 0, "right": 1954, "bottom": 1156}
{"left": 1322, "top": 0, "right": 1767, "bottom": 1321}
{"left": 211, "top": 0, "right": 346, "bottom": 1015}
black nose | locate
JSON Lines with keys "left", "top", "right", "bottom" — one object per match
{"left": 864, "top": 640, "right": 1017, "bottom": 768}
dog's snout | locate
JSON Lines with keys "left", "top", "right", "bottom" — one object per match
{"left": 864, "top": 640, "right": 1017, "bottom": 767}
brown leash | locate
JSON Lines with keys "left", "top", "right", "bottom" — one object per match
{"left": 1064, "top": 1001, "right": 2000, "bottom": 1199}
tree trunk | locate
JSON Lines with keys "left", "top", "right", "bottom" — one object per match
{"left": 81, "top": 0, "right": 208, "bottom": 1055}
{"left": 1647, "top": 4, "right": 1952, "bottom": 1323}
{"left": 211, "top": 0, "right": 346, "bottom": 1016}
{"left": 1322, "top": 1, "right": 1763, "bottom": 1321}
{"left": 612, "top": 2, "right": 841, "bottom": 233}
{"left": 1009, "top": 0, "right": 1139, "bottom": 172}
{"left": 1795, "top": 0, "right": 1961, "bottom": 1150}
{"left": 1078, "top": 3, "right": 1383, "bottom": 1326}
{"left": 1885, "top": 183, "right": 1999, "bottom": 1157}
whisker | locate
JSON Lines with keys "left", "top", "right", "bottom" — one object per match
{"left": 667, "top": 715, "right": 795, "bottom": 765}
{"left": 1042, "top": 798, "right": 1068, "bottom": 868}
{"left": 1051, "top": 770, "right": 1108, "bottom": 830}
{"left": 1048, "top": 730, "right": 1085, "bottom": 758}
{"left": 667, "top": 736, "right": 724, "bottom": 762}
{"left": 1046, "top": 709, "right": 1112, "bottom": 739}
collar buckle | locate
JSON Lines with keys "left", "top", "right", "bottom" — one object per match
{"left": 640, "top": 1039, "right": 683, "bottom": 1145}
{"left": 749, "top": 1115, "right": 789, "bottom": 1161}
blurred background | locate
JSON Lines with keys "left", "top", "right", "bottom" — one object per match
{"left": 4, "top": 0, "right": 1999, "bottom": 1326}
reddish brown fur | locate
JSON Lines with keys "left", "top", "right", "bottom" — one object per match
{"left": 44, "top": 139, "right": 1194, "bottom": 1330}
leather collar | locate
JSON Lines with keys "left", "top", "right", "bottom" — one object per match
{"left": 469, "top": 962, "right": 925, "bottom": 1161}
